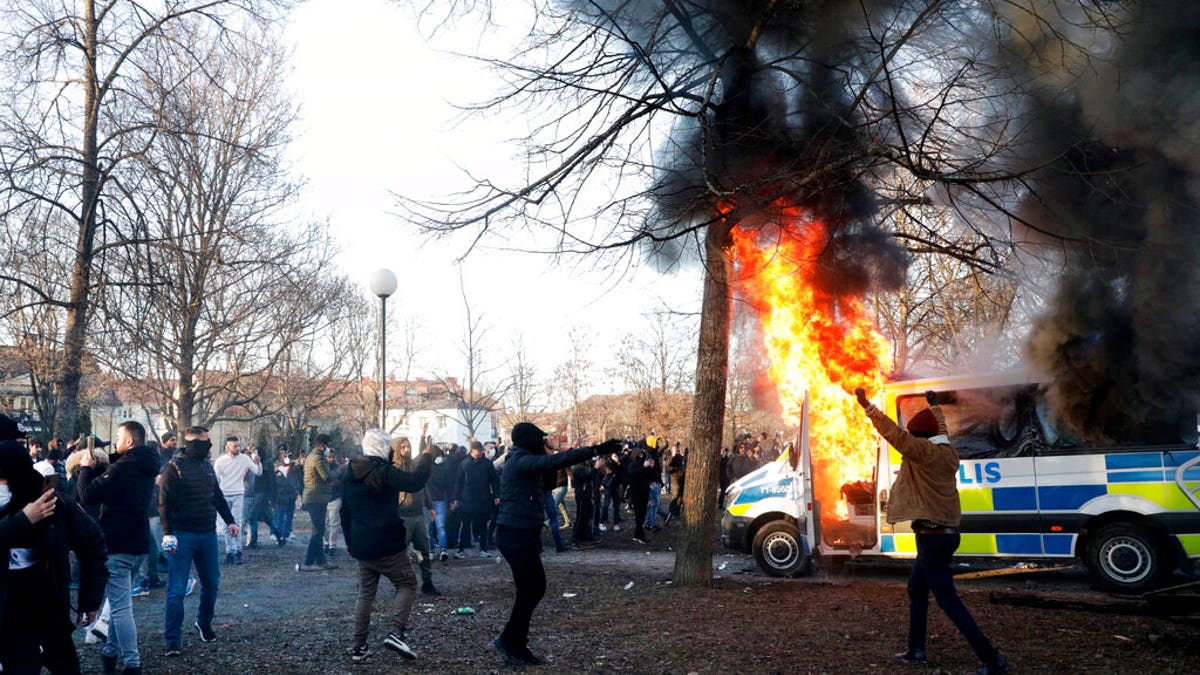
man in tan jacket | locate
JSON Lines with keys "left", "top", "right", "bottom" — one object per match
{"left": 856, "top": 388, "right": 1008, "bottom": 675}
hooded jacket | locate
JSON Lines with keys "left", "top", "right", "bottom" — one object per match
{"left": 865, "top": 404, "right": 962, "bottom": 527}
{"left": 159, "top": 441, "right": 237, "bottom": 535}
{"left": 0, "top": 442, "right": 108, "bottom": 633}
{"left": 77, "top": 443, "right": 160, "bottom": 554}
{"left": 454, "top": 454, "right": 499, "bottom": 517}
{"left": 497, "top": 442, "right": 614, "bottom": 530}
{"left": 340, "top": 454, "right": 433, "bottom": 561}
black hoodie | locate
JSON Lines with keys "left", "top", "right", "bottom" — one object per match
{"left": 340, "top": 454, "right": 433, "bottom": 561}
{"left": 78, "top": 444, "right": 160, "bottom": 554}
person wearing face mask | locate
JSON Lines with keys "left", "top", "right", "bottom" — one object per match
{"left": 272, "top": 445, "right": 298, "bottom": 546}
{"left": 0, "top": 416, "right": 109, "bottom": 675}
{"left": 157, "top": 426, "right": 239, "bottom": 657}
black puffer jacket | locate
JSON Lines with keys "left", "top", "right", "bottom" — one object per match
{"left": 340, "top": 454, "right": 433, "bottom": 561}
{"left": 159, "top": 443, "right": 236, "bottom": 535}
{"left": 77, "top": 444, "right": 160, "bottom": 554}
{"left": 497, "top": 442, "right": 614, "bottom": 530}
{"left": 454, "top": 455, "right": 499, "bottom": 517}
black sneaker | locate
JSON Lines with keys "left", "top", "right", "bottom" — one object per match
{"left": 195, "top": 621, "right": 217, "bottom": 643}
{"left": 493, "top": 636, "right": 526, "bottom": 667}
{"left": 102, "top": 654, "right": 118, "bottom": 674}
{"left": 235, "top": 551, "right": 244, "bottom": 565}
{"left": 421, "top": 581, "right": 442, "bottom": 596}
{"left": 439, "top": 549, "right": 449, "bottom": 562}
{"left": 347, "top": 644, "right": 371, "bottom": 662}
{"left": 225, "top": 553, "right": 235, "bottom": 565}
{"left": 520, "top": 647, "right": 545, "bottom": 666}
{"left": 383, "top": 632, "right": 417, "bottom": 659}
{"left": 972, "top": 654, "right": 1010, "bottom": 675}
{"left": 896, "top": 648, "right": 926, "bottom": 665}
{"left": 164, "top": 642, "right": 182, "bottom": 657}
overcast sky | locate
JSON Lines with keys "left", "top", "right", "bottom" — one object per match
{"left": 284, "top": 0, "right": 701, "bottom": 392}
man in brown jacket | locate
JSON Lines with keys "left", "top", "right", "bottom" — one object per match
{"left": 856, "top": 388, "right": 1008, "bottom": 675}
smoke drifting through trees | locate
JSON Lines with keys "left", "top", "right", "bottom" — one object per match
{"left": 1013, "top": 1, "right": 1200, "bottom": 442}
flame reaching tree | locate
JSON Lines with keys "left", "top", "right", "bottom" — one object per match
{"left": 400, "top": 1, "right": 1185, "bottom": 586}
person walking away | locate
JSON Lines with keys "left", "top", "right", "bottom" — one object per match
{"left": 391, "top": 433, "right": 440, "bottom": 595}
{"left": 341, "top": 429, "right": 434, "bottom": 663}
{"left": 0, "top": 418, "right": 108, "bottom": 675}
{"left": 666, "top": 447, "right": 686, "bottom": 524}
{"left": 442, "top": 444, "right": 467, "bottom": 558}
{"left": 625, "top": 444, "right": 654, "bottom": 545}
{"left": 211, "top": 437, "right": 260, "bottom": 565}
{"left": 158, "top": 426, "right": 240, "bottom": 656}
{"left": 273, "top": 445, "right": 298, "bottom": 545}
{"left": 491, "top": 423, "right": 620, "bottom": 667}
{"left": 77, "top": 421, "right": 160, "bottom": 675}
{"left": 855, "top": 388, "right": 1009, "bottom": 675}
{"left": 453, "top": 441, "right": 499, "bottom": 557}
{"left": 570, "top": 458, "right": 597, "bottom": 546}
{"left": 300, "top": 435, "right": 336, "bottom": 571}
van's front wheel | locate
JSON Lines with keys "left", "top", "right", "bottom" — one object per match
{"left": 1085, "top": 522, "right": 1171, "bottom": 593}
{"left": 752, "top": 520, "right": 811, "bottom": 577}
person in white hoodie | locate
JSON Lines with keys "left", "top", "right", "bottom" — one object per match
{"left": 211, "top": 437, "right": 260, "bottom": 565}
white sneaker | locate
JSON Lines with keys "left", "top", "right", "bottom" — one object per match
{"left": 479, "top": 549, "right": 491, "bottom": 558}
{"left": 613, "top": 524, "right": 622, "bottom": 532}
{"left": 598, "top": 523, "right": 607, "bottom": 532}
{"left": 383, "top": 632, "right": 417, "bottom": 659}
{"left": 89, "top": 618, "right": 109, "bottom": 640}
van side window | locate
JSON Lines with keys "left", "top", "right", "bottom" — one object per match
{"left": 897, "top": 385, "right": 1046, "bottom": 459}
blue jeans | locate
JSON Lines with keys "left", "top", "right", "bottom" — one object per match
{"left": 104, "top": 553, "right": 146, "bottom": 667}
{"left": 429, "top": 500, "right": 449, "bottom": 552}
{"left": 644, "top": 483, "right": 661, "bottom": 528}
{"left": 164, "top": 531, "right": 221, "bottom": 644}
{"left": 274, "top": 501, "right": 294, "bottom": 540}
{"left": 543, "top": 493, "right": 565, "bottom": 549}
{"left": 908, "top": 532, "right": 998, "bottom": 663}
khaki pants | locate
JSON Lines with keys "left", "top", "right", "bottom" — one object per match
{"left": 403, "top": 512, "right": 433, "bottom": 585}
{"left": 353, "top": 551, "right": 417, "bottom": 646}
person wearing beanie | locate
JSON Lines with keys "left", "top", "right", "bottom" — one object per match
{"left": 855, "top": 389, "right": 1008, "bottom": 675}
{"left": 340, "top": 429, "right": 434, "bottom": 663}
{"left": 491, "top": 423, "right": 621, "bottom": 667}
{"left": 0, "top": 438, "right": 108, "bottom": 674}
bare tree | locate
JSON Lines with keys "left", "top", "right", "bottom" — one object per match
{"left": 92, "top": 20, "right": 334, "bottom": 432}
{"left": 551, "top": 324, "right": 593, "bottom": 443}
{"left": 0, "top": 0, "right": 290, "bottom": 439}
{"left": 434, "top": 270, "right": 505, "bottom": 440}
{"left": 503, "top": 334, "right": 545, "bottom": 424}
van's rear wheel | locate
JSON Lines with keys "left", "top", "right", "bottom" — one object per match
{"left": 1085, "top": 522, "right": 1171, "bottom": 593}
{"left": 752, "top": 520, "right": 811, "bottom": 577}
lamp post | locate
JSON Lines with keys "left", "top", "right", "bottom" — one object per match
{"left": 368, "top": 268, "right": 397, "bottom": 429}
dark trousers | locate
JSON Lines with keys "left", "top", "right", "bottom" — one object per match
{"left": 460, "top": 512, "right": 491, "bottom": 550}
{"left": 908, "top": 532, "right": 997, "bottom": 663}
{"left": 248, "top": 497, "right": 278, "bottom": 545}
{"left": 495, "top": 525, "right": 545, "bottom": 650}
{"left": 447, "top": 508, "right": 465, "bottom": 550}
{"left": 0, "top": 567, "right": 81, "bottom": 675}
{"left": 573, "top": 491, "right": 593, "bottom": 543}
{"left": 304, "top": 501, "right": 328, "bottom": 566}
{"left": 629, "top": 488, "right": 649, "bottom": 539}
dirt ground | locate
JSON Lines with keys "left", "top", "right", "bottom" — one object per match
{"left": 72, "top": 511, "right": 1200, "bottom": 675}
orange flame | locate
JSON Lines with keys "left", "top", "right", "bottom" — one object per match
{"left": 731, "top": 207, "right": 892, "bottom": 523}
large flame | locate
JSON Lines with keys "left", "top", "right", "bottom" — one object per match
{"left": 731, "top": 207, "right": 892, "bottom": 524}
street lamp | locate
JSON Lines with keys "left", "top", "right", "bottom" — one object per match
{"left": 368, "top": 268, "right": 397, "bottom": 429}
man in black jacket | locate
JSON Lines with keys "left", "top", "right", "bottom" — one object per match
{"left": 492, "top": 423, "right": 620, "bottom": 667}
{"left": 158, "top": 426, "right": 238, "bottom": 657}
{"left": 452, "top": 441, "right": 499, "bottom": 557}
{"left": 78, "top": 420, "right": 160, "bottom": 675}
{"left": 341, "top": 429, "right": 433, "bottom": 663}
{"left": 1, "top": 431, "right": 108, "bottom": 674}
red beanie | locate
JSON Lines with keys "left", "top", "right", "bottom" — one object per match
{"left": 906, "top": 409, "right": 939, "bottom": 437}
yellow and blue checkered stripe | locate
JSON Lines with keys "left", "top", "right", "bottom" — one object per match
{"left": 881, "top": 449, "right": 1200, "bottom": 557}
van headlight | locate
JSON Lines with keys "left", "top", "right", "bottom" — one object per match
{"left": 724, "top": 486, "right": 743, "bottom": 508}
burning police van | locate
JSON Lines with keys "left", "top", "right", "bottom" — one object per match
{"left": 721, "top": 372, "right": 1200, "bottom": 593}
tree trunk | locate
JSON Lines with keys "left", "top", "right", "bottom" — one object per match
{"left": 53, "top": 0, "right": 100, "bottom": 440}
{"left": 672, "top": 221, "right": 734, "bottom": 587}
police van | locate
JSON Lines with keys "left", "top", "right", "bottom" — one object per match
{"left": 720, "top": 372, "right": 1200, "bottom": 592}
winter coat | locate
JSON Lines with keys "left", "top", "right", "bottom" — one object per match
{"left": 624, "top": 451, "right": 655, "bottom": 497}
{"left": 442, "top": 451, "right": 465, "bottom": 502}
{"left": 159, "top": 444, "right": 237, "bottom": 535}
{"left": 340, "top": 454, "right": 432, "bottom": 561}
{"left": 454, "top": 455, "right": 499, "bottom": 517}
{"left": 424, "top": 456, "right": 452, "bottom": 502}
{"left": 0, "top": 489, "right": 108, "bottom": 633}
{"left": 303, "top": 449, "right": 330, "bottom": 505}
{"left": 76, "top": 444, "right": 160, "bottom": 555}
{"left": 865, "top": 404, "right": 961, "bottom": 527}
{"left": 253, "top": 455, "right": 276, "bottom": 499}
{"left": 273, "top": 463, "right": 300, "bottom": 504}
{"left": 571, "top": 463, "right": 595, "bottom": 500}
{"left": 497, "top": 443, "right": 602, "bottom": 530}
